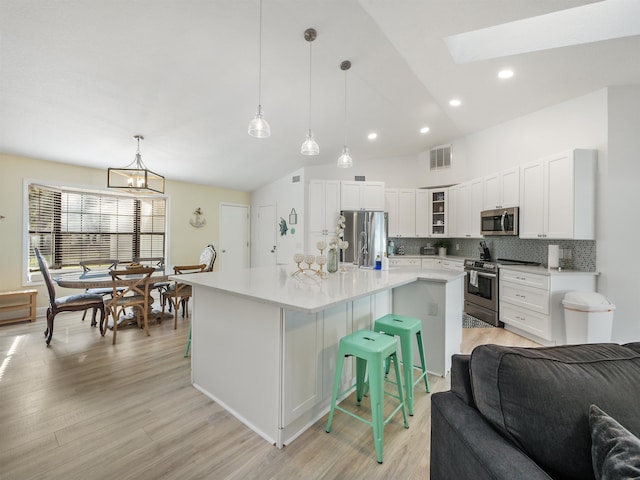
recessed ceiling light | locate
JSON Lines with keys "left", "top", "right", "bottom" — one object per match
{"left": 367, "top": 132, "right": 378, "bottom": 140}
{"left": 449, "top": 98, "right": 462, "bottom": 107}
{"left": 420, "top": 126, "right": 430, "bottom": 134}
{"left": 498, "top": 69, "right": 514, "bottom": 79}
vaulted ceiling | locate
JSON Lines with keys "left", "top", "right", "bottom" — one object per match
{"left": 2, "top": 1, "right": 639, "bottom": 191}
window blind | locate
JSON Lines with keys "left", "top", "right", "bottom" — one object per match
{"left": 28, "top": 184, "right": 166, "bottom": 271}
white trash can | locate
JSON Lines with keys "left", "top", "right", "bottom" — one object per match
{"left": 563, "top": 291, "right": 615, "bottom": 344}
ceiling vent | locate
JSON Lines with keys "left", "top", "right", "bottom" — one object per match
{"left": 430, "top": 145, "right": 452, "bottom": 170}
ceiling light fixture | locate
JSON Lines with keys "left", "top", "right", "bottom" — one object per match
{"left": 337, "top": 60, "right": 353, "bottom": 168}
{"left": 301, "top": 28, "right": 319, "bottom": 156}
{"left": 420, "top": 126, "right": 430, "bottom": 134}
{"left": 107, "top": 135, "right": 165, "bottom": 194}
{"left": 498, "top": 69, "right": 514, "bottom": 79}
{"left": 248, "top": 0, "right": 271, "bottom": 138}
{"left": 449, "top": 98, "right": 462, "bottom": 107}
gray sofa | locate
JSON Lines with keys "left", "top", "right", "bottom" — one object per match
{"left": 430, "top": 343, "right": 640, "bottom": 480}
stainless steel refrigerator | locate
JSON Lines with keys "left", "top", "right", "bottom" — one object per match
{"left": 341, "top": 210, "right": 388, "bottom": 268}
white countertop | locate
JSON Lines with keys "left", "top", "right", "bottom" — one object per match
{"left": 173, "top": 265, "right": 464, "bottom": 314}
{"left": 498, "top": 264, "right": 599, "bottom": 276}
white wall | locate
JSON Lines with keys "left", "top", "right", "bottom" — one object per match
{"left": 603, "top": 85, "right": 640, "bottom": 341}
{"left": 251, "top": 168, "right": 306, "bottom": 265}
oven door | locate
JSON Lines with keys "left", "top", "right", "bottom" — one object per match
{"left": 464, "top": 269, "right": 497, "bottom": 311}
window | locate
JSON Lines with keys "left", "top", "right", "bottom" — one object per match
{"left": 28, "top": 183, "right": 166, "bottom": 272}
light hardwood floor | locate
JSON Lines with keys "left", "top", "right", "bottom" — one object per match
{"left": 0, "top": 307, "right": 540, "bottom": 480}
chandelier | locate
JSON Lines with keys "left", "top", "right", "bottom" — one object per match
{"left": 107, "top": 135, "right": 165, "bottom": 194}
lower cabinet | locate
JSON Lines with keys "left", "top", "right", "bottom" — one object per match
{"left": 389, "top": 257, "right": 421, "bottom": 268}
{"left": 282, "top": 291, "right": 391, "bottom": 432}
{"left": 499, "top": 268, "right": 597, "bottom": 344}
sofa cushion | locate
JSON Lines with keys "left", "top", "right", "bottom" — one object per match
{"left": 469, "top": 343, "right": 640, "bottom": 480}
{"left": 589, "top": 404, "right": 640, "bottom": 480}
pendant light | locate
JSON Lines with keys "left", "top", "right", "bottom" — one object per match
{"left": 337, "top": 60, "right": 353, "bottom": 168}
{"left": 300, "top": 28, "right": 319, "bottom": 155}
{"left": 248, "top": 0, "right": 271, "bottom": 138}
{"left": 107, "top": 135, "right": 165, "bottom": 194}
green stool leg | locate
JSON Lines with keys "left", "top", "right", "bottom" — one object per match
{"left": 356, "top": 357, "right": 367, "bottom": 405}
{"left": 184, "top": 322, "right": 192, "bottom": 357}
{"left": 367, "top": 353, "right": 385, "bottom": 463}
{"left": 326, "top": 350, "right": 346, "bottom": 433}
{"left": 416, "top": 331, "right": 430, "bottom": 393}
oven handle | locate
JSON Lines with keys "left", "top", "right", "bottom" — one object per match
{"left": 465, "top": 270, "right": 497, "bottom": 279}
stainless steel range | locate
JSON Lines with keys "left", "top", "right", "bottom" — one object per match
{"left": 464, "top": 258, "right": 540, "bottom": 327}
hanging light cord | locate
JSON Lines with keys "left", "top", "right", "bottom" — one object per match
{"left": 343, "top": 67, "right": 348, "bottom": 146}
{"left": 257, "top": 0, "right": 263, "bottom": 108}
{"left": 308, "top": 40, "right": 313, "bottom": 130}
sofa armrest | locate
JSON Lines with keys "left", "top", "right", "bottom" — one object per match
{"left": 450, "top": 354, "right": 474, "bottom": 408}
{"left": 430, "top": 391, "right": 552, "bottom": 480}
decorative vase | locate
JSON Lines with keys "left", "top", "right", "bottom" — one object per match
{"left": 327, "top": 249, "right": 339, "bottom": 273}
{"left": 439, "top": 247, "right": 447, "bottom": 257}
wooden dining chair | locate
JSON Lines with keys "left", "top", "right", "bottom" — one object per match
{"left": 78, "top": 258, "right": 121, "bottom": 324}
{"left": 104, "top": 267, "right": 155, "bottom": 345}
{"left": 34, "top": 248, "right": 106, "bottom": 346}
{"left": 161, "top": 264, "right": 206, "bottom": 329}
{"left": 161, "top": 244, "right": 217, "bottom": 329}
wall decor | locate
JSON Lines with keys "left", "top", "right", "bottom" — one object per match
{"left": 279, "top": 217, "right": 288, "bottom": 236}
{"left": 189, "top": 207, "right": 206, "bottom": 228}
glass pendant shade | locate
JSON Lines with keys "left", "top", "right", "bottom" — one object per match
{"left": 337, "top": 146, "right": 353, "bottom": 168}
{"left": 248, "top": 105, "right": 271, "bottom": 138}
{"left": 301, "top": 129, "right": 319, "bottom": 155}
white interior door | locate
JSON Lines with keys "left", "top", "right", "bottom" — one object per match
{"left": 219, "top": 203, "right": 250, "bottom": 271}
{"left": 256, "top": 204, "right": 277, "bottom": 267}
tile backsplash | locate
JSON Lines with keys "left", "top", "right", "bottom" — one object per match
{"left": 389, "top": 237, "right": 596, "bottom": 272}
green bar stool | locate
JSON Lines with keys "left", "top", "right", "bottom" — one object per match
{"left": 326, "top": 329, "right": 409, "bottom": 464}
{"left": 184, "top": 323, "right": 191, "bottom": 357}
{"left": 374, "top": 313, "right": 430, "bottom": 416}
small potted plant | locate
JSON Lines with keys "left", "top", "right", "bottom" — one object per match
{"left": 435, "top": 240, "right": 450, "bottom": 257}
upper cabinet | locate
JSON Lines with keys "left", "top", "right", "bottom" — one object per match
{"left": 449, "top": 178, "right": 482, "bottom": 238}
{"left": 307, "top": 180, "right": 341, "bottom": 247}
{"left": 519, "top": 149, "right": 596, "bottom": 240}
{"left": 415, "top": 189, "right": 430, "bottom": 237}
{"left": 428, "top": 188, "right": 448, "bottom": 237}
{"left": 385, "top": 188, "right": 416, "bottom": 237}
{"left": 483, "top": 166, "right": 520, "bottom": 210}
{"left": 341, "top": 181, "right": 385, "bottom": 211}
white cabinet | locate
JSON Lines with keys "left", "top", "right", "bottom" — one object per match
{"left": 499, "top": 267, "right": 597, "bottom": 344}
{"left": 415, "top": 189, "right": 430, "bottom": 237}
{"left": 428, "top": 188, "right": 448, "bottom": 237}
{"left": 519, "top": 149, "right": 596, "bottom": 240}
{"left": 422, "top": 257, "right": 442, "bottom": 269}
{"left": 307, "top": 180, "right": 340, "bottom": 249}
{"left": 389, "top": 257, "right": 421, "bottom": 268}
{"left": 385, "top": 188, "right": 416, "bottom": 237}
{"left": 341, "top": 181, "right": 385, "bottom": 211}
{"left": 441, "top": 258, "right": 464, "bottom": 272}
{"left": 450, "top": 178, "right": 483, "bottom": 238}
{"left": 483, "top": 166, "right": 520, "bottom": 209}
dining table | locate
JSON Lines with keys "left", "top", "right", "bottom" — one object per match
{"left": 54, "top": 267, "right": 173, "bottom": 327}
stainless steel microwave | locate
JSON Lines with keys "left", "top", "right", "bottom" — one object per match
{"left": 480, "top": 207, "right": 519, "bottom": 236}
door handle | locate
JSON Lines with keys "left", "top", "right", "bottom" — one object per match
{"left": 270, "top": 245, "right": 276, "bottom": 253}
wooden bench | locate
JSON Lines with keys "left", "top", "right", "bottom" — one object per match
{"left": 0, "top": 289, "right": 37, "bottom": 325}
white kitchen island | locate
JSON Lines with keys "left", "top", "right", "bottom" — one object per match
{"left": 174, "top": 265, "right": 464, "bottom": 447}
